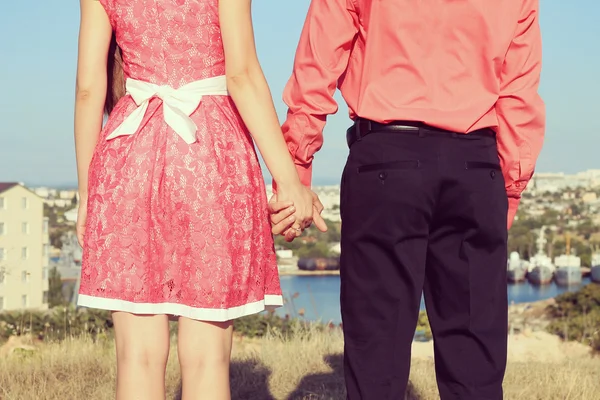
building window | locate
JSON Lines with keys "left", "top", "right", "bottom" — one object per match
{"left": 0, "top": 297, "right": 4, "bottom": 311}
{"left": 21, "top": 247, "right": 28, "bottom": 260}
{"left": 0, "top": 269, "right": 5, "bottom": 284}
{"left": 43, "top": 291, "right": 49, "bottom": 304}
{"left": 0, "top": 197, "right": 5, "bottom": 209}
{"left": 22, "top": 197, "right": 28, "bottom": 209}
{"left": 0, "top": 222, "right": 4, "bottom": 235}
{"left": 22, "top": 271, "right": 29, "bottom": 283}
{"left": 21, "top": 295, "right": 28, "bottom": 308}
{"left": 22, "top": 222, "right": 29, "bottom": 234}
{"left": 43, "top": 219, "right": 49, "bottom": 234}
{"left": 0, "top": 248, "right": 5, "bottom": 261}
{"left": 43, "top": 245, "right": 49, "bottom": 257}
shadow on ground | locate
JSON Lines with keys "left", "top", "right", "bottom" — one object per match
{"left": 175, "top": 355, "right": 423, "bottom": 400}
{"left": 286, "top": 354, "right": 423, "bottom": 400}
{"left": 175, "top": 359, "right": 275, "bottom": 400}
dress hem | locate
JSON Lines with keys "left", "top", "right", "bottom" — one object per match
{"left": 77, "top": 294, "right": 284, "bottom": 322}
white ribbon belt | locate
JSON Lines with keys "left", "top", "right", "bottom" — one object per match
{"left": 106, "top": 75, "right": 229, "bottom": 144}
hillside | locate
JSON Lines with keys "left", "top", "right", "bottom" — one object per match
{"left": 1, "top": 328, "right": 598, "bottom": 400}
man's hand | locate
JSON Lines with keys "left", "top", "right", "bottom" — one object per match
{"left": 309, "top": 190, "right": 327, "bottom": 233}
{"left": 268, "top": 190, "right": 327, "bottom": 242}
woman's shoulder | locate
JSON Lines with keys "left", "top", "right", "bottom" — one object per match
{"left": 96, "top": 0, "right": 115, "bottom": 25}
{"left": 96, "top": 0, "right": 112, "bottom": 12}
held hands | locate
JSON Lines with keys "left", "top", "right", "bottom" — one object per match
{"left": 273, "top": 182, "right": 314, "bottom": 236}
{"left": 268, "top": 187, "right": 327, "bottom": 242}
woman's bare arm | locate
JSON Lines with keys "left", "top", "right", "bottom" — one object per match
{"left": 74, "top": 0, "right": 112, "bottom": 199}
{"left": 219, "top": 0, "right": 314, "bottom": 227}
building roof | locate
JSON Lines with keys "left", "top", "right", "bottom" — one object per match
{"left": 0, "top": 182, "right": 45, "bottom": 200}
{"left": 0, "top": 182, "right": 19, "bottom": 194}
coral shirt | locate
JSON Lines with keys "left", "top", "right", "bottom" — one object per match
{"left": 280, "top": 0, "right": 545, "bottom": 228}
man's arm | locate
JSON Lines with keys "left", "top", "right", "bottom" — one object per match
{"left": 277, "top": 0, "right": 359, "bottom": 189}
{"left": 496, "top": 0, "right": 545, "bottom": 229}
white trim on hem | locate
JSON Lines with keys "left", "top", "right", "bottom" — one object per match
{"left": 77, "top": 294, "right": 284, "bottom": 322}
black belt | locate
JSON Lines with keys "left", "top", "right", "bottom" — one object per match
{"left": 346, "top": 118, "right": 495, "bottom": 148}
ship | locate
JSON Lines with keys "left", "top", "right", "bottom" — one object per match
{"left": 297, "top": 257, "right": 340, "bottom": 271}
{"left": 526, "top": 226, "right": 555, "bottom": 286}
{"left": 591, "top": 251, "right": 600, "bottom": 283}
{"left": 507, "top": 251, "right": 528, "bottom": 283}
{"left": 554, "top": 233, "right": 582, "bottom": 287}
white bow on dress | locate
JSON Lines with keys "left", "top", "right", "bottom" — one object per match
{"left": 107, "top": 75, "right": 229, "bottom": 144}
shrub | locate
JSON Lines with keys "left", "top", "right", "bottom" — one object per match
{"left": 0, "top": 307, "right": 324, "bottom": 343}
{"left": 546, "top": 284, "right": 600, "bottom": 351}
{"left": 415, "top": 311, "right": 432, "bottom": 341}
{"left": 0, "top": 307, "right": 113, "bottom": 342}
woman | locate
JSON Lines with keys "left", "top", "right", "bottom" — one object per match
{"left": 74, "top": 0, "right": 323, "bottom": 398}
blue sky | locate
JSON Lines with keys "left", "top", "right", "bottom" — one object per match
{"left": 1, "top": 1, "right": 599, "bottom": 187}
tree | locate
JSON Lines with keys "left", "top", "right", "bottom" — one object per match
{"left": 296, "top": 242, "right": 331, "bottom": 258}
{"left": 546, "top": 284, "right": 600, "bottom": 351}
{"left": 570, "top": 203, "right": 582, "bottom": 217}
{"left": 577, "top": 219, "right": 596, "bottom": 241}
{"left": 44, "top": 204, "right": 58, "bottom": 225}
{"left": 48, "top": 267, "right": 66, "bottom": 308}
{"left": 540, "top": 209, "right": 560, "bottom": 226}
{"left": 508, "top": 231, "right": 535, "bottom": 259}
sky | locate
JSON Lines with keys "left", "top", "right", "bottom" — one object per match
{"left": 1, "top": 1, "right": 599, "bottom": 187}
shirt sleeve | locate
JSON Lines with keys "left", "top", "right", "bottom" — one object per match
{"left": 496, "top": 0, "right": 545, "bottom": 229}
{"left": 276, "top": 0, "right": 359, "bottom": 189}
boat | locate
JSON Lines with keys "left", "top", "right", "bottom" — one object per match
{"left": 526, "top": 226, "right": 555, "bottom": 286}
{"left": 554, "top": 234, "right": 582, "bottom": 287}
{"left": 591, "top": 252, "right": 600, "bottom": 283}
{"left": 297, "top": 257, "right": 340, "bottom": 271}
{"left": 527, "top": 265, "right": 554, "bottom": 285}
{"left": 507, "top": 251, "right": 528, "bottom": 283}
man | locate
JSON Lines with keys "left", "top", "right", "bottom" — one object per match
{"left": 270, "top": 0, "right": 545, "bottom": 399}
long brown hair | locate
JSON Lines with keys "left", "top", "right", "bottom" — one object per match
{"left": 105, "top": 33, "right": 126, "bottom": 115}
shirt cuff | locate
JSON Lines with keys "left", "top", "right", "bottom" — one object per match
{"left": 295, "top": 163, "right": 313, "bottom": 188}
{"left": 507, "top": 196, "right": 521, "bottom": 230}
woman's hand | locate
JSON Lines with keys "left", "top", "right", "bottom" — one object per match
{"left": 76, "top": 198, "right": 88, "bottom": 248}
{"left": 268, "top": 199, "right": 297, "bottom": 236}
{"left": 275, "top": 183, "right": 314, "bottom": 236}
{"left": 269, "top": 189, "right": 328, "bottom": 242}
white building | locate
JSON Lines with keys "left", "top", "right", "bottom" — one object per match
{"left": 34, "top": 187, "right": 51, "bottom": 199}
{"left": 64, "top": 207, "right": 79, "bottom": 223}
{"left": 0, "top": 183, "right": 50, "bottom": 311}
{"left": 276, "top": 249, "right": 294, "bottom": 259}
{"left": 59, "top": 190, "right": 78, "bottom": 200}
{"left": 44, "top": 198, "right": 71, "bottom": 208}
{"left": 531, "top": 169, "right": 600, "bottom": 193}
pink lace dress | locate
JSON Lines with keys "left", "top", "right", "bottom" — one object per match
{"left": 77, "top": 0, "right": 283, "bottom": 321}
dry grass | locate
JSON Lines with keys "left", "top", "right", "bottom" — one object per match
{"left": 1, "top": 329, "right": 599, "bottom": 400}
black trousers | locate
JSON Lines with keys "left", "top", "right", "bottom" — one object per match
{"left": 340, "top": 126, "right": 508, "bottom": 399}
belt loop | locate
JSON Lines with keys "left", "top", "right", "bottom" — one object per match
{"left": 356, "top": 119, "right": 371, "bottom": 142}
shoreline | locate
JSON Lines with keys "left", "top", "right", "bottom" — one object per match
{"left": 278, "top": 268, "right": 340, "bottom": 276}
